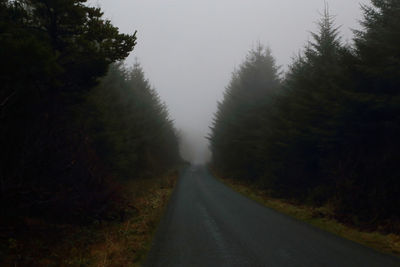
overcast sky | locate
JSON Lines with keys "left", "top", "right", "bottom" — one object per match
{"left": 89, "top": 0, "right": 369, "bottom": 163}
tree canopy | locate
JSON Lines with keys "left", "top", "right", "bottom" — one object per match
{"left": 209, "top": 2, "right": 400, "bottom": 231}
{"left": 0, "top": 0, "right": 180, "bottom": 225}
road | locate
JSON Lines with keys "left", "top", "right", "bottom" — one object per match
{"left": 145, "top": 165, "right": 399, "bottom": 267}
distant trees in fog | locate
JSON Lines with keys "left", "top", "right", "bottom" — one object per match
{"left": 86, "top": 62, "right": 181, "bottom": 180}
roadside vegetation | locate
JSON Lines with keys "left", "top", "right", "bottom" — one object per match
{"left": 209, "top": 0, "right": 400, "bottom": 235}
{"left": 3, "top": 170, "right": 179, "bottom": 266}
{"left": 0, "top": 0, "right": 181, "bottom": 265}
{"left": 217, "top": 174, "right": 400, "bottom": 256}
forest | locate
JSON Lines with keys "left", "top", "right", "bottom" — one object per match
{"left": 1, "top": 0, "right": 181, "bottom": 263}
{"left": 209, "top": 0, "right": 400, "bottom": 232}
{"left": 1, "top": 0, "right": 400, "bottom": 264}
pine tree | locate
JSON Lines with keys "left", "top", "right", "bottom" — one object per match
{"left": 261, "top": 7, "right": 350, "bottom": 200}
{"left": 332, "top": 0, "right": 400, "bottom": 224}
{"left": 0, "top": 0, "right": 136, "bottom": 221}
{"left": 354, "top": 0, "right": 400, "bottom": 94}
{"left": 209, "top": 45, "right": 281, "bottom": 180}
{"left": 86, "top": 62, "right": 180, "bottom": 180}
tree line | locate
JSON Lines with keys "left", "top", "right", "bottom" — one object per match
{"left": 209, "top": 0, "right": 400, "bottom": 232}
{"left": 0, "top": 0, "right": 181, "bottom": 226}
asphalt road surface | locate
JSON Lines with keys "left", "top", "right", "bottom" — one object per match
{"left": 145, "top": 165, "right": 400, "bottom": 267}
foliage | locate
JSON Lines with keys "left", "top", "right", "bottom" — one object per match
{"left": 264, "top": 7, "right": 351, "bottom": 201}
{"left": 210, "top": 1, "right": 400, "bottom": 231}
{"left": 0, "top": 0, "right": 179, "bottom": 229}
{"left": 84, "top": 62, "right": 181, "bottom": 180}
{"left": 209, "top": 45, "right": 281, "bottom": 180}
{"left": 332, "top": 0, "right": 400, "bottom": 225}
{"left": 1, "top": 170, "right": 179, "bottom": 266}
{"left": 218, "top": 174, "right": 400, "bottom": 256}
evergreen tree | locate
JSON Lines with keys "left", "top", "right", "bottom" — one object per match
{"left": 0, "top": 0, "right": 136, "bottom": 222}
{"left": 209, "top": 45, "right": 281, "bottom": 180}
{"left": 86, "top": 62, "right": 181, "bottom": 180}
{"left": 332, "top": 0, "right": 400, "bottom": 224}
{"left": 354, "top": 0, "right": 400, "bottom": 94}
{"left": 268, "top": 7, "right": 350, "bottom": 200}
{"left": 211, "top": 2, "right": 400, "bottom": 230}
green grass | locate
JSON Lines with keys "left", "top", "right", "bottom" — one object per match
{"left": 216, "top": 174, "right": 400, "bottom": 257}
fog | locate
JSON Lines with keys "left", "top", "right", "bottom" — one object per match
{"left": 90, "top": 0, "right": 368, "bottom": 164}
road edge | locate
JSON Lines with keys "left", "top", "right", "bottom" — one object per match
{"left": 212, "top": 169, "right": 400, "bottom": 258}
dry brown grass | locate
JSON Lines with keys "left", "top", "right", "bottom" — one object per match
{"left": 217, "top": 175, "right": 400, "bottom": 257}
{"left": 1, "top": 169, "right": 179, "bottom": 266}
{"left": 86, "top": 172, "right": 177, "bottom": 267}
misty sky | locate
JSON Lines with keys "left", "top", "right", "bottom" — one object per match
{"left": 90, "top": 0, "right": 369, "bottom": 163}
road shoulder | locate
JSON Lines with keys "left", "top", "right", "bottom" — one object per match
{"left": 215, "top": 173, "right": 400, "bottom": 257}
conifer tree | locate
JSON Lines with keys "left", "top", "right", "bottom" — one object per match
{"left": 259, "top": 7, "right": 350, "bottom": 199}
{"left": 209, "top": 45, "right": 281, "bottom": 179}
{"left": 0, "top": 0, "right": 136, "bottom": 221}
{"left": 332, "top": 0, "right": 400, "bottom": 223}
{"left": 86, "top": 62, "right": 181, "bottom": 180}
